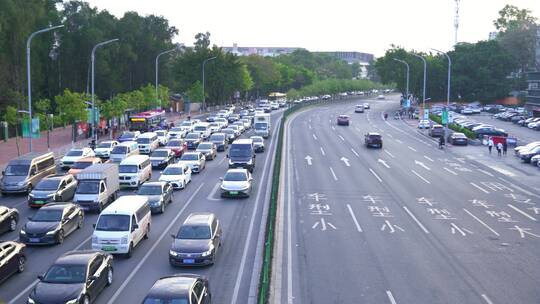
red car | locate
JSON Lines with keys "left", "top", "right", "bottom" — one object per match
{"left": 166, "top": 139, "right": 187, "bottom": 157}
{"left": 337, "top": 115, "right": 350, "bottom": 126}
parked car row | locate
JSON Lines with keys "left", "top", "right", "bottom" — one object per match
{"left": 514, "top": 141, "right": 540, "bottom": 167}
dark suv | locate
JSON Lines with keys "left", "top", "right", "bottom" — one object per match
{"left": 28, "top": 174, "right": 77, "bottom": 208}
{"left": 365, "top": 133, "right": 383, "bottom": 148}
{"left": 143, "top": 274, "right": 211, "bottom": 303}
{"left": 20, "top": 203, "right": 83, "bottom": 245}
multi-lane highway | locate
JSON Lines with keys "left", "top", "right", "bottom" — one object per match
{"left": 0, "top": 109, "right": 282, "bottom": 304}
{"left": 272, "top": 96, "right": 540, "bottom": 304}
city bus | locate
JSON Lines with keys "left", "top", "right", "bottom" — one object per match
{"left": 129, "top": 110, "right": 166, "bottom": 132}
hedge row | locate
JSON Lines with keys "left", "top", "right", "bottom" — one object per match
{"left": 429, "top": 114, "right": 476, "bottom": 139}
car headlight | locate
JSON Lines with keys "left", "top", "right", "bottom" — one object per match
{"left": 169, "top": 250, "right": 179, "bottom": 257}
{"left": 121, "top": 236, "right": 128, "bottom": 244}
{"left": 46, "top": 193, "right": 55, "bottom": 198}
{"left": 46, "top": 229, "right": 58, "bottom": 235}
{"left": 201, "top": 246, "right": 214, "bottom": 257}
{"left": 17, "top": 181, "right": 26, "bottom": 186}
{"left": 28, "top": 193, "right": 34, "bottom": 198}
{"left": 27, "top": 298, "right": 36, "bottom": 304}
{"left": 66, "top": 298, "right": 79, "bottom": 304}
{"left": 20, "top": 229, "right": 26, "bottom": 235}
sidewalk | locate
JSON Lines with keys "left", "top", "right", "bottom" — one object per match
{"left": 0, "top": 111, "right": 190, "bottom": 169}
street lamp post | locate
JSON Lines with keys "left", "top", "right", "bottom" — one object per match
{"left": 393, "top": 58, "right": 410, "bottom": 106}
{"left": 431, "top": 48, "right": 452, "bottom": 136}
{"left": 411, "top": 54, "right": 427, "bottom": 112}
{"left": 202, "top": 56, "right": 217, "bottom": 112}
{"left": 26, "top": 24, "right": 64, "bottom": 152}
{"left": 91, "top": 38, "right": 119, "bottom": 143}
{"left": 155, "top": 45, "right": 180, "bottom": 109}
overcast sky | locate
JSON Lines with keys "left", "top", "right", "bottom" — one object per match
{"left": 85, "top": 0, "right": 539, "bottom": 57}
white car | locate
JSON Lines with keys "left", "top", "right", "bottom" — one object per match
{"left": 155, "top": 130, "right": 170, "bottom": 146}
{"left": 241, "top": 118, "right": 252, "bottom": 129}
{"left": 208, "top": 122, "right": 221, "bottom": 133}
{"left": 418, "top": 120, "right": 431, "bottom": 129}
{"left": 177, "top": 152, "right": 206, "bottom": 173}
{"left": 376, "top": 95, "right": 385, "bottom": 100}
{"left": 169, "top": 127, "right": 187, "bottom": 139}
{"left": 354, "top": 105, "right": 364, "bottom": 113}
{"left": 94, "top": 140, "right": 118, "bottom": 159}
{"left": 159, "top": 163, "right": 192, "bottom": 189}
{"left": 214, "top": 117, "right": 228, "bottom": 129}
{"left": 232, "top": 122, "right": 245, "bottom": 133}
{"left": 178, "top": 121, "right": 195, "bottom": 133}
{"left": 363, "top": 103, "right": 370, "bottom": 109}
{"left": 228, "top": 125, "right": 242, "bottom": 137}
{"left": 270, "top": 103, "right": 279, "bottom": 110}
{"left": 61, "top": 147, "right": 95, "bottom": 169}
{"left": 220, "top": 168, "right": 253, "bottom": 198}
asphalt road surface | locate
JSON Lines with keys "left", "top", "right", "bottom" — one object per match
{"left": 272, "top": 96, "right": 540, "bottom": 304}
{"left": 0, "top": 109, "right": 283, "bottom": 304}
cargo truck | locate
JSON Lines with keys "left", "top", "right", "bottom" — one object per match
{"left": 254, "top": 113, "right": 271, "bottom": 138}
{"left": 73, "top": 163, "right": 120, "bottom": 212}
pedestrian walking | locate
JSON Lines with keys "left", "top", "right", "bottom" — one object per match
{"left": 503, "top": 141, "right": 508, "bottom": 156}
{"left": 487, "top": 137, "right": 494, "bottom": 154}
{"left": 497, "top": 142, "right": 502, "bottom": 157}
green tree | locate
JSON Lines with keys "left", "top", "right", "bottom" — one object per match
{"left": 186, "top": 81, "right": 204, "bottom": 103}
{"left": 55, "top": 89, "right": 88, "bottom": 124}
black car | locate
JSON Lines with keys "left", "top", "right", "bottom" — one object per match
{"left": 0, "top": 206, "right": 19, "bottom": 234}
{"left": 520, "top": 146, "right": 540, "bottom": 163}
{"left": 209, "top": 133, "right": 228, "bottom": 152}
{"left": 137, "top": 181, "right": 173, "bottom": 214}
{"left": 20, "top": 203, "right": 84, "bottom": 245}
{"left": 184, "top": 132, "right": 203, "bottom": 150}
{"left": 227, "top": 114, "right": 240, "bottom": 123}
{"left": 142, "top": 274, "right": 211, "bottom": 304}
{"left": 28, "top": 174, "right": 78, "bottom": 208}
{"left": 449, "top": 132, "right": 468, "bottom": 145}
{"left": 29, "top": 250, "right": 113, "bottom": 304}
{"left": 149, "top": 148, "right": 175, "bottom": 169}
{"left": 473, "top": 127, "right": 507, "bottom": 138}
{"left": 0, "top": 241, "right": 25, "bottom": 283}
{"left": 169, "top": 213, "right": 222, "bottom": 267}
{"left": 365, "top": 133, "right": 383, "bottom": 148}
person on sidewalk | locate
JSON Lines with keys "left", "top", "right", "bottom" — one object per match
{"left": 503, "top": 141, "right": 508, "bottom": 156}
{"left": 487, "top": 137, "right": 494, "bottom": 154}
{"left": 497, "top": 142, "right": 502, "bottom": 157}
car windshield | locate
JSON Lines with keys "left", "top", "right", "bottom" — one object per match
{"left": 138, "top": 186, "right": 163, "bottom": 195}
{"left": 76, "top": 181, "right": 99, "bottom": 194}
{"left": 4, "top": 164, "right": 29, "bottom": 176}
{"left": 251, "top": 137, "right": 263, "bottom": 143}
{"left": 177, "top": 225, "right": 211, "bottom": 239}
{"left": 167, "top": 141, "right": 182, "bottom": 147}
{"left": 224, "top": 171, "right": 247, "bottom": 181}
{"left": 43, "top": 265, "right": 86, "bottom": 284}
{"left": 119, "top": 165, "right": 138, "bottom": 173}
{"left": 194, "top": 126, "right": 206, "bottom": 131}
{"left": 162, "top": 167, "right": 183, "bottom": 175}
{"left": 156, "top": 131, "right": 165, "bottom": 136}
{"left": 137, "top": 138, "right": 150, "bottom": 144}
{"left": 223, "top": 129, "right": 233, "bottom": 134}
{"left": 151, "top": 151, "right": 169, "bottom": 158}
{"left": 66, "top": 150, "right": 83, "bottom": 157}
{"left": 97, "top": 142, "right": 112, "bottom": 148}
{"left": 254, "top": 123, "right": 266, "bottom": 129}
{"left": 170, "top": 127, "right": 183, "bottom": 132}
{"left": 120, "top": 132, "right": 135, "bottom": 139}
{"left": 181, "top": 154, "right": 198, "bottom": 161}
{"left": 186, "top": 133, "right": 199, "bottom": 139}
{"left": 96, "top": 214, "right": 130, "bottom": 231}
{"left": 143, "top": 298, "right": 189, "bottom": 304}
{"left": 73, "top": 161, "right": 94, "bottom": 169}
{"left": 35, "top": 179, "right": 60, "bottom": 191}
{"left": 33, "top": 209, "right": 63, "bottom": 222}
{"left": 181, "top": 122, "right": 192, "bottom": 126}
{"left": 210, "top": 135, "right": 225, "bottom": 141}
{"left": 230, "top": 146, "right": 252, "bottom": 157}
{"left": 111, "top": 146, "right": 127, "bottom": 154}
{"left": 198, "top": 143, "right": 212, "bottom": 150}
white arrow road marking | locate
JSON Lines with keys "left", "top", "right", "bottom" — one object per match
{"left": 396, "top": 139, "right": 403, "bottom": 144}
{"left": 312, "top": 133, "right": 318, "bottom": 140}
{"left": 341, "top": 157, "right": 350, "bottom": 167}
{"left": 369, "top": 168, "right": 383, "bottom": 183}
{"left": 415, "top": 160, "right": 431, "bottom": 171}
{"left": 384, "top": 149, "right": 395, "bottom": 158}
{"left": 329, "top": 167, "right": 338, "bottom": 181}
{"left": 508, "top": 204, "right": 537, "bottom": 221}
{"left": 386, "top": 133, "right": 394, "bottom": 138}
{"left": 451, "top": 223, "right": 473, "bottom": 236}
{"left": 347, "top": 204, "right": 363, "bottom": 232}
{"left": 424, "top": 155, "right": 434, "bottom": 162}
{"left": 411, "top": 170, "right": 430, "bottom": 184}
{"left": 351, "top": 148, "right": 359, "bottom": 157}
{"left": 308, "top": 124, "right": 312, "bottom": 129}
{"left": 408, "top": 146, "right": 417, "bottom": 152}
{"left": 305, "top": 155, "right": 313, "bottom": 165}
{"left": 470, "top": 182, "right": 489, "bottom": 194}
{"left": 320, "top": 146, "right": 326, "bottom": 156}
{"left": 331, "top": 126, "right": 335, "bottom": 130}
{"left": 378, "top": 159, "right": 390, "bottom": 168}
{"left": 443, "top": 167, "right": 458, "bottom": 175}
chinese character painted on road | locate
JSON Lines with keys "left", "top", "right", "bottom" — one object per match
{"left": 469, "top": 199, "right": 493, "bottom": 209}
{"left": 362, "top": 195, "right": 382, "bottom": 205}
{"left": 504, "top": 193, "right": 533, "bottom": 205}
{"left": 481, "top": 182, "right": 513, "bottom": 192}
{"left": 309, "top": 204, "right": 332, "bottom": 216}
{"left": 381, "top": 220, "right": 405, "bottom": 233}
{"left": 308, "top": 193, "right": 327, "bottom": 202}
{"left": 368, "top": 206, "right": 393, "bottom": 217}
{"left": 427, "top": 208, "right": 456, "bottom": 220}
{"left": 311, "top": 218, "right": 337, "bottom": 231}
{"left": 486, "top": 210, "right": 517, "bottom": 223}
{"left": 509, "top": 225, "right": 540, "bottom": 239}
{"left": 528, "top": 207, "right": 540, "bottom": 215}
{"left": 417, "top": 197, "right": 436, "bottom": 207}
{"left": 450, "top": 223, "right": 473, "bottom": 236}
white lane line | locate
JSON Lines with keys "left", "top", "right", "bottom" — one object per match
{"left": 463, "top": 209, "right": 500, "bottom": 237}
{"left": 369, "top": 168, "right": 383, "bottom": 183}
{"left": 206, "top": 182, "right": 222, "bottom": 201}
{"left": 403, "top": 206, "right": 430, "bottom": 234}
{"left": 396, "top": 139, "right": 403, "bottom": 144}
{"left": 338, "top": 135, "right": 345, "bottom": 141}
{"left": 346, "top": 204, "right": 363, "bottom": 232}
{"left": 444, "top": 167, "right": 458, "bottom": 175}
{"left": 508, "top": 204, "right": 537, "bottom": 221}
{"left": 9, "top": 235, "right": 93, "bottom": 304}
{"left": 411, "top": 170, "right": 430, "bottom": 184}
{"left": 329, "top": 167, "right": 338, "bottom": 181}
{"left": 408, "top": 146, "right": 417, "bottom": 152}
{"left": 499, "top": 177, "right": 540, "bottom": 198}
{"left": 478, "top": 169, "right": 494, "bottom": 177}
{"left": 320, "top": 146, "right": 326, "bottom": 156}
{"left": 312, "top": 133, "right": 318, "bottom": 140}
{"left": 386, "top": 290, "right": 398, "bottom": 304}
{"left": 424, "top": 155, "right": 434, "bottom": 162}
{"left": 218, "top": 156, "right": 226, "bottom": 166}
{"left": 386, "top": 133, "right": 394, "bottom": 138}
{"left": 331, "top": 126, "right": 335, "bottom": 130}
{"left": 107, "top": 184, "right": 204, "bottom": 304}
{"left": 308, "top": 124, "right": 312, "bottom": 129}
{"left": 470, "top": 182, "right": 489, "bottom": 194}
{"left": 481, "top": 294, "right": 494, "bottom": 304}
{"left": 384, "top": 149, "right": 395, "bottom": 158}
{"left": 351, "top": 148, "right": 359, "bottom": 157}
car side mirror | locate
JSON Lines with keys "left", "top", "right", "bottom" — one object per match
{"left": 93, "top": 223, "right": 96, "bottom": 228}
{"left": 226, "top": 154, "right": 229, "bottom": 158}
{"left": 132, "top": 224, "right": 138, "bottom": 231}
{"left": 1, "top": 171, "right": 4, "bottom": 175}
{"left": 28, "top": 216, "right": 33, "bottom": 221}
{"left": 219, "top": 177, "right": 223, "bottom": 181}
{"left": 37, "top": 274, "right": 44, "bottom": 281}
{"left": 89, "top": 275, "right": 98, "bottom": 281}
{"left": 253, "top": 155, "right": 256, "bottom": 158}
{"left": 170, "top": 233, "right": 176, "bottom": 238}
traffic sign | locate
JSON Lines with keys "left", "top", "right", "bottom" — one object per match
{"left": 441, "top": 109, "right": 448, "bottom": 125}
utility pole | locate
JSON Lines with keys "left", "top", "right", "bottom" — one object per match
{"left": 393, "top": 58, "right": 410, "bottom": 105}
{"left": 202, "top": 56, "right": 217, "bottom": 112}
{"left": 411, "top": 54, "right": 427, "bottom": 111}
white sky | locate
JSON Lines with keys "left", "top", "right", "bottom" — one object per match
{"left": 85, "top": 0, "right": 539, "bottom": 57}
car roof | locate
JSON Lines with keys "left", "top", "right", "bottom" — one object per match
{"left": 226, "top": 168, "right": 248, "bottom": 174}
{"left": 42, "top": 174, "right": 69, "bottom": 181}
{"left": 139, "top": 132, "right": 158, "bottom": 138}
{"left": 56, "top": 250, "right": 101, "bottom": 266}
{"left": 184, "top": 212, "right": 215, "bottom": 226}
{"left": 141, "top": 181, "right": 167, "bottom": 187}
{"left": 41, "top": 203, "right": 71, "bottom": 210}
{"left": 102, "top": 195, "right": 148, "bottom": 214}
{"left": 166, "top": 163, "right": 188, "bottom": 169}
{"left": 367, "top": 132, "right": 381, "bottom": 136}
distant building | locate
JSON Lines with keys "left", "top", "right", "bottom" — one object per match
{"left": 526, "top": 28, "right": 540, "bottom": 117}
{"left": 488, "top": 31, "right": 498, "bottom": 41}
{"left": 316, "top": 51, "right": 375, "bottom": 79}
{"left": 222, "top": 43, "right": 301, "bottom": 57}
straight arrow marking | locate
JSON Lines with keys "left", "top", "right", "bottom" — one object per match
{"left": 378, "top": 159, "right": 390, "bottom": 168}
{"left": 305, "top": 155, "right": 313, "bottom": 165}
{"left": 415, "top": 160, "right": 431, "bottom": 171}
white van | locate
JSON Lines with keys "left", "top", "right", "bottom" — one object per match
{"left": 193, "top": 122, "right": 211, "bottom": 139}
{"left": 137, "top": 132, "right": 159, "bottom": 154}
{"left": 91, "top": 195, "right": 151, "bottom": 257}
{"left": 110, "top": 141, "right": 139, "bottom": 163}
{"left": 119, "top": 155, "right": 152, "bottom": 188}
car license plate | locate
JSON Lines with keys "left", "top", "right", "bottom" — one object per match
{"left": 183, "top": 259, "right": 195, "bottom": 264}
{"left": 102, "top": 246, "right": 116, "bottom": 251}
{"left": 34, "top": 201, "right": 45, "bottom": 205}
{"left": 29, "top": 238, "right": 40, "bottom": 243}
{"left": 229, "top": 191, "right": 238, "bottom": 195}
